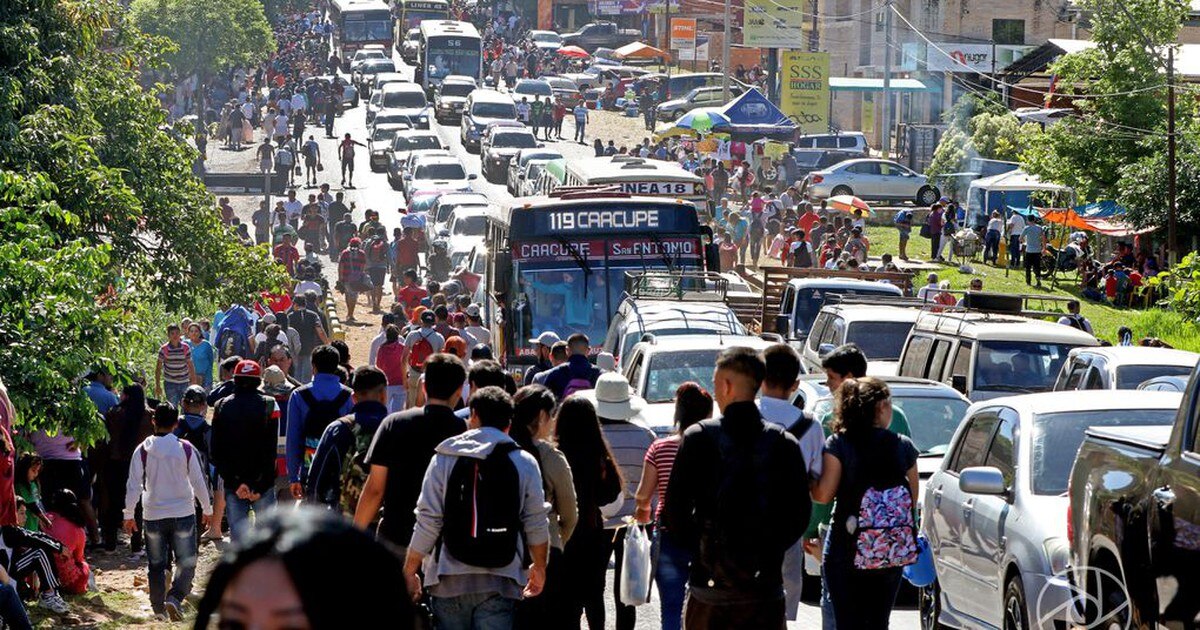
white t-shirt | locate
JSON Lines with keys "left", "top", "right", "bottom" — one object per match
{"left": 1006, "top": 212, "right": 1026, "bottom": 236}
{"left": 294, "top": 280, "right": 322, "bottom": 298}
{"left": 254, "top": 331, "right": 290, "bottom": 348}
{"left": 758, "top": 397, "right": 823, "bottom": 479}
{"left": 283, "top": 199, "right": 304, "bottom": 223}
{"left": 274, "top": 114, "right": 290, "bottom": 137}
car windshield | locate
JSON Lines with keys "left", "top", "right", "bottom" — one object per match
{"left": 452, "top": 215, "right": 487, "bottom": 236}
{"left": 812, "top": 394, "right": 968, "bottom": 456}
{"left": 394, "top": 135, "right": 440, "bottom": 151}
{"left": 1115, "top": 364, "right": 1194, "bottom": 389}
{"left": 344, "top": 20, "right": 392, "bottom": 42}
{"left": 383, "top": 90, "right": 427, "bottom": 108}
{"left": 974, "top": 341, "right": 1077, "bottom": 393}
{"left": 794, "top": 288, "right": 898, "bottom": 336}
{"left": 644, "top": 350, "right": 722, "bottom": 402}
{"left": 440, "top": 83, "right": 475, "bottom": 97}
{"left": 374, "top": 114, "right": 411, "bottom": 126}
{"left": 532, "top": 32, "right": 562, "bottom": 43}
{"left": 846, "top": 321, "right": 914, "bottom": 362}
{"left": 1031, "top": 409, "right": 1175, "bottom": 495}
{"left": 359, "top": 60, "right": 396, "bottom": 74}
{"left": 493, "top": 132, "right": 537, "bottom": 148}
{"left": 372, "top": 127, "right": 403, "bottom": 143}
{"left": 415, "top": 163, "right": 466, "bottom": 180}
{"left": 516, "top": 82, "right": 553, "bottom": 97}
{"left": 473, "top": 102, "right": 517, "bottom": 118}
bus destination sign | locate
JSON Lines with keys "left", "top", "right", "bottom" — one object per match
{"left": 615, "top": 181, "right": 700, "bottom": 196}
{"left": 546, "top": 208, "right": 661, "bottom": 232}
{"left": 513, "top": 237, "right": 700, "bottom": 262}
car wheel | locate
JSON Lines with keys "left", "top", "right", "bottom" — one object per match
{"left": 1003, "top": 575, "right": 1029, "bottom": 630}
{"left": 831, "top": 185, "right": 853, "bottom": 198}
{"left": 918, "top": 186, "right": 940, "bottom": 206}
{"left": 351, "top": 97, "right": 359, "bottom": 108}
{"left": 671, "top": 109, "right": 684, "bottom": 121}
{"left": 919, "top": 580, "right": 950, "bottom": 630}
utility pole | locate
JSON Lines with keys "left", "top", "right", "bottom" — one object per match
{"left": 722, "top": 0, "right": 732, "bottom": 100}
{"left": 1168, "top": 45, "right": 1178, "bottom": 264}
{"left": 664, "top": 0, "right": 672, "bottom": 78}
{"left": 881, "top": 0, "right": 893, "bottom": 158}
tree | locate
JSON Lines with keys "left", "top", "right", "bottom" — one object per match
{"left": 926, "top": 95, "right": 1039, "bottom": 197}
{"left": 0, "top": 0, "right": 284, "bottom": 440}
{"left": 131, "top": 0, "right": 275, "bottom": 113}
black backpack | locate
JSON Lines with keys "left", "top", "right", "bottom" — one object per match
{"left": 299, "top": 388, "right": 352, "bottom": 442}
{"left": 442, "top": 442, "right": 522, "bottom": 568}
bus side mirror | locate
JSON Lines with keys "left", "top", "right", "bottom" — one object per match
{"left": 951, "top": 375, "right": 967, "bottom": 394}
{"left": 775, "top": 314, "right": 791, "bottom": 338}
{"left": 494, "top": 252, "right": 512, "bottom": 295}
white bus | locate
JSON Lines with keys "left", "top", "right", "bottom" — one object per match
{"left": 531, "top": 156, "right": 707, "bottom": 207}
{"left": 416, "top": 21, "right": 482, "bottom": 95}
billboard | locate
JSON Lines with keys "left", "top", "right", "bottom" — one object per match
{"left": 780, "top": 51, "right": 829, "bottom": 134}
{"left": 590, "top": 0, "right": 678, "bottom": 15}
{"left": 680, "top": 34, "right": 709, "bottom": 62}
{"left": 742, "top": 0, "right": 807, "bottom": 48}
{"left": 900, "top": 42, "right": 1033, "bottom": 73}
{"left": 670, "top": 18, "right": 696, "bottom": 52}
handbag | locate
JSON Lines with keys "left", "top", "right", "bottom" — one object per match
{"left": 902, "top": 534, "right": 936, "bottom": 587}
{"left": 618, "top": 522, "right": 653, "bottom": 606}
{"left": 317, "top": 163, "right": 324, "bottom": 172}
{"left": 919, "top": 221, "right": 932, "bottom": 239}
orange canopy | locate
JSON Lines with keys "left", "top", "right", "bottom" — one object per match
{"left": 614, "top": 42, "right": 669, "bottom": 60}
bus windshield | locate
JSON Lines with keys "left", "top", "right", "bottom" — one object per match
{"left": 426, "top": 37, "right": 482, "bottom": 81}
{"left": 344, "top": 20, "right": 392, "bottom": 42}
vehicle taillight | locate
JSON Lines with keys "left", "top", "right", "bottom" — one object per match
{"left": 812, "top": 175, "right": 824, "bottom": 184}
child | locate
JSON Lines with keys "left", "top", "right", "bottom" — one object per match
{"left": 14, "top": 455, "right": 48, "bottom": 533}
{"left": 0, "top": 507, "right": 68, "bottom": 613}
{"left": 44, "top": 490, "right": 90, "bottom": 595}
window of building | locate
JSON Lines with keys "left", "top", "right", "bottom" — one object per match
{"left": 993, "top": 19, "right": 1025, "bottom": 45}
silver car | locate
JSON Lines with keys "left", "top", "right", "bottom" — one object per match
{"left": 657, "top": 86, "right": 743, "bottom": 122}
{"left": 805, "top": 158, "right": 939, "bottom": 206}
{"left": 921, "top": 390, "right": 1182, "bottom": 630}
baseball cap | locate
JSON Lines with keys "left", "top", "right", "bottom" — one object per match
{"left": 234, "top": 360, "right": 263, "bottom": 378}
{"left": 529, "top": 331, "right": 561, "bottom": 347}
{"left": 465, "top": 303, "right": 481, "bottom": 318}
{"left": 348, "top": 237, "right": 362, "bottom": 247}
{"left": 182, "top": 385, "right": 207, "bottom": 404}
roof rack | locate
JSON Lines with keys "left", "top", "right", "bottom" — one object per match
{"left": 547, "top": 185, "right": 631, "bottom": 200}
{"left": 623, "top": 270, "right": 729, "bottom": 302}
{"left": 912, "top": 291, "right": 1077, "bottom": 337}
{"left": 824, "top": 294, "right": 930, "bottom": 309}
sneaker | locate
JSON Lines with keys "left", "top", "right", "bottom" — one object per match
{"left": 164, "top": 599, "right": 183, "bottom": 622}
{"left": 39, "top": 592, "right": 69, "bottom": 614}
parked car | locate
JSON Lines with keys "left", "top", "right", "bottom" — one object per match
{"left": 1052, "top": 346, "right": 1199, "bottom": 391}
{"left": 527, "top": 29, "right": 563, "bottom": 52}
{"left": 923, "top": 389, "right": 1182, "bottom": 630}
{"left": 801, "top": 303, "right": 921, "bottom": 375}
{"left": 511, "top": 78, "right": 555, "bottom": 107}
{"left": 367, "top": 123, "right": 412, "bottom": 172}
{"left": 460, "top": 90, "right": 518, "bottom": 152}
{"left": 386, "top": 130, "right": 445, "bottom": 189}
{"left": 545, "top": 76, "right": 582, "bottom": 108}
{"left": 772, "top": 277, "right": 903, "bottom": 346}
{"left": 562, "top": 64, "right": 650, "bottom": 91}
{"left": 434, "top": 75, "right": 477, "bottom": 123}
{"left": 506, "top": 149, "right": 563, "bottom": 195}
{"left": 657, "top": 85, "right": 744, "bottom": 121}
{"left": 404, "top": 155, "right": 476, "bottom": 200}
{"left": 804, "top": 158, "right": 940, "bottom": 206}
{"left": 1067, "top": 363, "right": 1200, "bottom": 629}
{"left": 657, "top": 72, "right": 733, "bottom": 101}
{"left": 560, "top": 21, "right": 640, "bottom": 52}
{"left": 603, "top": 297, "right": 748, "bottom": 371}
{"left": 794, "top": 131, "right": 870, "bottom": 154}
{"left": 790, "top": 148, "right": 863, "bottom": 180}
{"left": 1137, "top": 374, "right": 1189, "bottom": 391}
{"left": 481, "top": 126, "right": 539, "bottom": 185}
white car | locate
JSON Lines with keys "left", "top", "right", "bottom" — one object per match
{"left": 349, "top": 47, "right": 387, "bottom": 72}
{"left": 804, "top": 158, "right": 940, "bottom": 206}
{"left": 371, "top": 83, "right": 431, "bottom": 129}
{"left": 506, "top": 149, "right": 563, "bottom": 195}
{"left": 428, "top": 192, "right": 490, "bottom": 242}
{"left": 404, "top": 156, "right": 476, "bottom": 200}
{"left": 368, "top": 123, "right": 412, "bottom": 172}
{"left": 528, "top": 30, "right": 563, "bottom": 52}
{"left": 481, "top": 127, "right": 540, "bottom": 185}
{"left": 1052, "top": 345, "right": 1199, "bottom": 391}
{"left": 434, "top": 75, "right": 477, "bottom": 123}
{"left": 511, "top": 78, "right": 555, "bottom": 107}
{"left": 387, "top": 131, "right": 446, "bottom": 189}
{"left": 622, "top": 334, "right": 773, "bottom": 435}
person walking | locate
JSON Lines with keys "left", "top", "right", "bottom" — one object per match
{"left": 1022, "top": 216, "right": 1046, "bottom": 287}
{"left": 123, "top": 402, "right": 213, "bottom": 621}
{"left": 354, "top": 354, "right": 468, "bottom": 551}
{"left": 634, "top": 382, "right": 712, "bottom": 630}
{"left": 538, "top": 333, "right": 600, "bottom": 399}
{"left": 100, "top": 384, "right": 154, "bottom": 552}
{"left": 285, "top": 345, "right": 353, "bottom": 499}
{"left": 663, "top": 347, "right": 809, "bottom": 629}
{"left": 337, "top": 237, "right": 370, "bottom": 323}
{"left": 553, "top": 396, "right": 623, "bottom": 629}
{"left": 573, "top": 102, "right": 589, "bottom": 144}
{"left": 983, "top": 210, "right": 1003, "bottom": 265}
{"left": 403, "top": 386, "right": 551, "bottom": 628}
{"left": 301, "top": 134, "right": 321, "bottom": 188}
{"left": 523, "top": 332, "right": 560, "bottom": 386}
{"left": 155, "top": 324, "right": 195, "bottom": 406}
{"left": 401, "top": 310, "right": 446, "bottom": 407}
{"left": 812, "top": 377, "right": 919, "bottom": 628}
{"left": 338, "top": 133, "right": 366, "bottom": 188}
{"left": 287, "top": 294, "right": 330, "bottom": 383}
{"left": 1006, "top": 209, "right": 1026, "bottom": 269}
{"left": 306, "top": 367, "right": 390, "bottom": 512}
{"left": 210, "top": 361, "right": 280, "bottom": 543}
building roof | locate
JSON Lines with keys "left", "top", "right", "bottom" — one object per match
{"left": 830, "top": 77, "right": 930, "bottom": 92}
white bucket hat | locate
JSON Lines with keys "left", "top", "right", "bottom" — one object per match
{"left": 573, "top": 372, "right": 645, "bottom": 420}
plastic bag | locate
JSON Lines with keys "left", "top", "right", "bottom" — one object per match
{"left": 619, "top": 523, "right": 652, "bottom": 607}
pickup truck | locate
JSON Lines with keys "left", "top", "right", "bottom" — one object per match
{"left": 1067, "top": 363, "right": 1200, "bottom": 628}
{"left": 560, "top": 22, "right": 640, "bottom": 52}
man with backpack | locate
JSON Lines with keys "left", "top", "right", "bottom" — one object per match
{"left": 404, "top": 386, "right": 549, "bottom": 627}
{"left": 285, "top": 345, "right": 354, "bottom": 500}
{"left": 288, "top": 294, "right": 329, "bottom": 383}
{"left": 301, "top": 134, "right": 321, "bottom": 188}
{"left": 274, "top": 140, "right": 295, "bottom": 188}
{"left": 124, "top": 402, "right": 213, "bottom": 621}
{"left": 538, "top": 333, "right": 600, "bottom": 400}
{"left": 306, "top": 367, "right": 390, "bottom": 513}
{"left": 757, "top": 345, "right": 824, "bottom": 620}
{"left": 354, "top": 354, "right": 468, "bottom": 551}
{"left": 175, "top": 386, "right": 226, "bottom": 542}
{"left": 401, "top": 310, "right": 445, "bottom": 409}
{"left": 663, "top": 347, "right": 809, "bottom": 628}
{"left": 210, "top": 361, "right": 279, "bottom": 543}
{"left": 1057, "top": 299, "right": 1094, "bottom": 334}
{"left": 364, "top": 227, "right": 390, "bottom": 314}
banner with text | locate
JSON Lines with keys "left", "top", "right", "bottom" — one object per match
{"left": 742, "top": 0, "right": 807, "bottom": 48}
{"left": 670, "top": 18, "right": 696, "bottom": 52}
{"left": 780, "top": 51, "right": 830, "bottom": 134}
{"left": 899, "top": 42, "right": 1033, "bottom": 73}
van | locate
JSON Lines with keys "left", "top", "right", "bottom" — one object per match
{"left": 896, "top": 309, "right": 1099, "bottom": 401}
{"left": 794, "top": 131, "right": 869, "bottom": 155}
{"left": 802, "top": 303, "right": 921, "bottom": 375}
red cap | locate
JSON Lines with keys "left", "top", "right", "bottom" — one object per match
{"left": 234, "top": 360, "right": 262, "bottom": 378}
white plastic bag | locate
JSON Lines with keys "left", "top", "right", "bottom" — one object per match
{"left": 619, "top": 522, "right": 653, "bottom": 607}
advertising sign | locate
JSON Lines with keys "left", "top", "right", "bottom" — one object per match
{"left": 590, "top": 0, "right": 678, "bottom": 15}
{"left": 680, "top": 34, "right": 709, "bottom": 62}
{"left": 670, "top": 18, "right": 696, "bottom": 52}
{"left": 742, "top": 0, "right": 807, "bottom": 48}
{"left": 900, "top": 42, "right": 1033, "bottom": 73}
{"left": 779, "top": 51, "right": 830, "bottom": 134}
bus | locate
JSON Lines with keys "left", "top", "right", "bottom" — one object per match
{"left": 484, "top": 192, "right": 717, "bottom": 367}
{"left": 397, "top": 0, "right": 450, "bottom": 34}
{"left": 331, "top": 0, "right": 393, "bottom": 69}
{"left": 416, "top": 21, "right": 482, "bottom": 96}
{"left": 531, "top": 156, "right": 708, "bottom": 209}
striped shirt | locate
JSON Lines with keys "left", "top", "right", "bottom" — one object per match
{"left": 644, "top": 436, "right": 680, "bottom": 521}
{"left": 600, "top": 419, "right": 656, "bottom": 529}
{"left": 159, "top": 342, "right": 192, "bottom": 384}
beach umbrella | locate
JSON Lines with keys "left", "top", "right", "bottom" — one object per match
{"left": 557, "top": 45, "right": 590, "bottom": 59}
{"left": 826, "top": 194, "right": 875, "bottom": 215}
{"left": 675, "top": 109, "right": 731, "bottom": 133}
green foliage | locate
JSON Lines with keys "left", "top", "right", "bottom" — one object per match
{"left": 926, "top": 94, "right": 1041, "bottom": 197}
{"left": 1149, "top": 251, "right": 1200, "bottom": 319}
{"left": 131, "top": 0, "right": 275, "bottom": 81}
{"left": 0, "top": 0, "right": 285, "bottom": 439}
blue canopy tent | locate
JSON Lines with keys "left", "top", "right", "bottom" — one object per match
{"left": 715, "top": 88, "right": 797, "bottom": 140}
{"left": 1074, "top": 200, "right": 1126, "bottom": 218}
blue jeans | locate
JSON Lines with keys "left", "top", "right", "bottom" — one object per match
{"left": 163, "top": 381, "right": 189, "bottom": 406}
{"left": 0, "top": 580, "right": 32, "bottom": 630}
{"left": 822, "top": 526, "right": 903, "bottom": 629}
{"left": 654, "top": 529, "right": 691, "bottom": 630}
{"left": 225, "top": 489, "right": 277, "bottom": 544}
{"left": 386, "top": 385, "right": 406, "bottom": 413}
{"left": 430, "top": 592, "right": 516, "bottom": 630}
{"left": 198, "top": 372, "right": 212, "bottom": 391}
{"left": 145, "top": 515, "right": 199, "bottom": 615}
